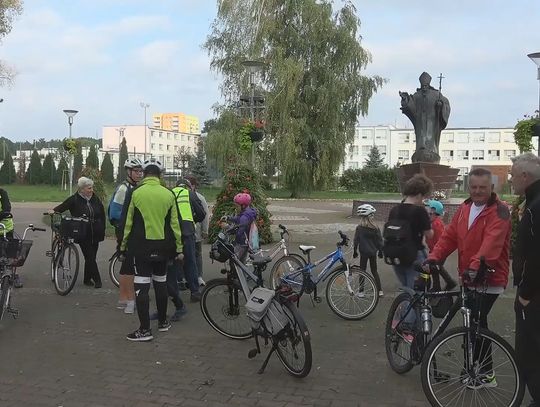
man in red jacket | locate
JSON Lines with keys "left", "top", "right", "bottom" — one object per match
{"left": 426, "top": 167, "right": 511, "bottom": 389}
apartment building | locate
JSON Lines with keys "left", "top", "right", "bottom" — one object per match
{"left": 344, "top": 125, "right": 524, "bottom": 179}
{"left": 152, "top": 112, "right": 200, "bottom": 135}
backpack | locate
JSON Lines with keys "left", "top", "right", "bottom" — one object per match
{"left": 247, "top": 220, "right": 260, "bottom": 251}
{"left": 190, "top": 192, "right": 207, "bottom": 223}
{"left": 382, "top": 210, "right": 417, "bottom": 266}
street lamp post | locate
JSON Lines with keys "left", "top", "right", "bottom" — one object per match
{"left": 528, "top": 52, "right": 540, "bottom": 153}
{"left": 241, "top": 60, "right": 265, "bottom": 167}
{"left": 140, "top": 102, "right": 150, "bottom": 160}
{"left": 63, "top": 109, "right": 78, "bottom": 195}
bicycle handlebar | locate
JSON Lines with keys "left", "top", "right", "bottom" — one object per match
{"left": 337, "top": 230, "right": 349, "bottom": 247}
{"left": 278, "top": 224, "right": 289, "bottom": 239}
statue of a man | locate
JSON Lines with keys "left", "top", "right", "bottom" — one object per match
{"left": 399, "top": 72, "right": 451, "bottom": 163}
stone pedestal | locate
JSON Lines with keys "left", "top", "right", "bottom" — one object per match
{"left": 395, "top": 162, "right": 460, "bottom": 198}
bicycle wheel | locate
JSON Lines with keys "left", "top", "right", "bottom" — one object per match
{"left": 54, "top": 244, "right": 80, "bottom": 296}
{"left": 287, "top": 253, "right": 307, "bottom": 267}
{"left": 385, "top": 291, "right": 417, "bottom": 374}
{"left": 0, "top": 274, "right": 11, "bottom": 322}
{"left": 200, "top": 278, "right": 252, "bottom": 340}
{"left": 50, "top": 237, "right": 59, "bottom": 282}
{"left": 421, "top": 326, "right": 524, "bottom": 407}
{"left": 325, "top": 265, "right": 379, "bottom": 320}
{"left": 269, "top": 255, "right": 304, "bottom": 291}
{"left": 108, "top": 252, "right": 121, "bottom": 288}
{"left": 275, "top": 301, "right": 312, "bottom": 378}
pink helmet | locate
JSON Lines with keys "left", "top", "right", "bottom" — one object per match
{"left": 233, "top": 192, "right": 252, "bottom": 206}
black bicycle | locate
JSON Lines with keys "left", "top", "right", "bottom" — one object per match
{"left": 0, "top": 223, "right": 45, "bottom": 322}
{"left": 385, "top": 258, "right": 524, "bottom": 406}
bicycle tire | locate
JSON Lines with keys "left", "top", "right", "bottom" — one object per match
{"left": 50, "top": 237, "right": 59, "bottom": 282}
{"left": 0, "top": 274, "right": 11, "bottom": 322}
{"left": 421, "top": 326, "right": 524, "bottom": 407}
{"left": 325, "top": 265, "right": 379, "bottom": 321}
{"left": 109, "top": 252, "right": 121, "bottom": 288}
{"left": 275, "top": 301, "right": 312, "bottom": 378}
{"left": 200, "top": 278, "right": 252, "bottom": 340}
{"left": 385, "top": 291, "right": 416, "bottom": 374}
{"left": 269, "top": 255, "right": 304, "bottom": 291}
{"left": 54, "top": 244, "right": 80, "bottom": 296}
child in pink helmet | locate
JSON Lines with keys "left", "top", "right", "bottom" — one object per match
{"left": 224, "top": 192, "right": 258, "bottom": 262}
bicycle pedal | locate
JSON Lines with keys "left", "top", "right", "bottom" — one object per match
{"left": 248, "top": 348, "right": 258, "bottom": 359}
{"left": 313, "top": 296, "right": 322, "bottom": 304}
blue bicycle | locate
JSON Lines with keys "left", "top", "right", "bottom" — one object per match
{"left": 269, "top": 231, "right": 379, "bottom": 320}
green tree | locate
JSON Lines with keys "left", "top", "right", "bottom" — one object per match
{"left": 202, "top": 118, "right": 218, "bottom": 134}
{"left": 189, "top": 139, "right": 210, "bottom": 185}
{"left": 208, "top": 161, "right": 272, "bottom": 244}
{"left": 204, "top": 0, "right": 384, "bottom": 196}
{"left": 205, "top": 109, "right": 244, "bottom": 172}
{"left": 86, "top": 144, "right": 99, "bottom": 169}
{"left": 0, "top": 0, "right": 23, "bottom": 87}
{"left": 26, "top": 149, "right": 42, "bottom": 184}
{"left": 41, "top": 153, "right": 57, "bottom": 184}
{"left": 101, "top": 152, "right": 114, "bottom": 183}
{"left": 0, "top": 152, "right": 16, "bottom": 184}
{"left": 57, "top": 157, "right": 69, "bottom": 188}
{"left": 73, "top": 144, "right": 83, "bottom": 181}
{"left": 117, "top": 137, "right": 128, "bottom": 182}
{"left": 364, "top": 145, "right": 385, "bottom": 169}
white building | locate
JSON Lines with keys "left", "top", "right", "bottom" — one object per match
{"left": 343, "top": 125, "right": 525, "bottom": 179}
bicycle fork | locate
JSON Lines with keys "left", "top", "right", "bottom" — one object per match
{"left": 343, "top": 264, "right": 355, "bottom": 295}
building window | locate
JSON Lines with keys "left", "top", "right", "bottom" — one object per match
{"left": 181, "top": 135, "right": 185, "bottom": 141}
{"left": 456, "top": 150, "right": 469, "bottom": 160}
{"left": 175, "top": 134, "right": 179, "bottom": 140}
{"left": 159, "top": 144, "right": 163, "bottom": 151}
{"left": 441, "top": 150, "right": 454, "bottom": 160}
{"left": 362, "top": 129, "right": 373, "bottom": 140}
{"left": 459, "top": 167, "right": 469, "bottom": 176}
{"left": 488, "top": 150, "right": 500, "bottom": 160}
{"left": 398, "top": 133, "right": 410, "bottom": 143}
{"left": 471, "top": 133, "right": 485, "bottom": 142}
{"left": 188, "top": 136, "right": 191, "bottom": 141}
{"left": 361, "top": 145, "right": 371, "bottom": 154}
{"left": 159, "top": 132, "right": 163, "bottom": 138}
{"left": 398, "top": 150, "right": 410, "bottom": 160}
{"left": 151, "top": 131, "right": 155, "bottom": 137}
{"left": 456, "top": 132, "right": 469, "bottom": 143}
{"left": 377, "top": 145, "right": 387, "bottom": 155}
{"left": 472, "top": 150, "right": 484, "bottom": 160}
{"left": 503, "top": 133, "right": 514, "bottom": 143}
{"left": 166, "top": 145, "right": 171, "bottom": 151}
{"left": 487, "top": 132, "right": 501, "bottom": 143}
{"left": 151, "top": 143, "right": 156, "bottom": 150}
{"left": 375, "top": 129, "right": 387, "bottom": 140}
{"left": 504, "top": 149, "right": 516, "bottom": 158}
{"left": 444, "top": 132, "right": 454, "bottom": 143}
{"left": 167, "top": 133, "right": 171, "bottom": 139}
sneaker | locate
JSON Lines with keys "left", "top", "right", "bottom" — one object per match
{"left": 124, "top": 301, "right": 135, "bottom": 314}
{"left": 178, "top": 279, "right": 188, "bottom": 291}
{"left": 13, "top": 274, "right": 23, "bottom": 288}
{"left": 190, "top": 292, "right": 201, "bottom": 303}
{"left": 126, "top": 328, "right": 153, "bottom": 342}
{"left": 198, "top": 276, "right": 206, "bottom": 287}
{"left": 171, "top": 306, "right": 187, "bottom": 322}
{"left": 378, "top": 290, "right": 384, "bottom": 297}
{"left": 83, "top": 280, "right": 94, "bottom": 287}
{"left": 94, "top": 281, "right": 102, "bottom": 289}
{"left": 466, "top": 373, "right": 497, "bottom": 389}
{"left": 117, "top": 300, "right": 128, "bottom": 309}
{"left": 158, "top": 320, "right": 172, "bottom": 332}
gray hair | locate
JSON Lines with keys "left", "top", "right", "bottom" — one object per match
{"left": 77, "top": 177, "right": 94, "bottom": 189}
{"left": 511, "top": 152, "right": 540, "bottom": 180}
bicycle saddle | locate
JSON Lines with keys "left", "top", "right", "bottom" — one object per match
{"left": 299, "top": 245, "right": 316, "bottom": 254}
{"left": 251, "top": 256, "right": 272, "bottom": 267}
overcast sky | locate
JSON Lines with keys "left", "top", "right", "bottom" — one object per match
{"left": 0, "top": 0, "right": 539, "bottom": 142}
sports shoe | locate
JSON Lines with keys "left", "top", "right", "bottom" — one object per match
{"left": 124, "top": 301, "right": 135, "bottom": 314}
{"left": 171, "top": 306, "right": 187, "bottom": 322}
{"left": 116, "top": 300, "right": 127, "bottom": 309}
{"left": 178, "top": 279, "right": 188, "bottom": 291}
{"left": 158, "top": 320, "right": 172, "bottom": 332}
{"left": 465, "top": 373, "right": 497, "bottom": 389}
{"left": 13, "top": 274, "right": 23, "bottom": 288}
{"left": 198, "top": 276, "right": 206, "bottom": 287}
{"left": 378, "top": 290, "right": 384, "bottom": 297}
{"left": 126, "top": 328, "right": 153, "bottom": 342}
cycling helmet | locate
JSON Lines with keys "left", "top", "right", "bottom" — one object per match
{"left": 233, "top": 192, "right": 252, "bottom": 206}
{"left": 357, "top": 204, "right": 376, "bottom": 217}
{"left": 176, "top": 178, "right": 192, "bottom": 189}
{"left": 426, "top": 199, "right": 444, "bottom": 216}
{"left": 142, "top": 158, "right": 164, "bottom": 172}
{"left": 124, "top": 158, "right": 143, "bottom": 169}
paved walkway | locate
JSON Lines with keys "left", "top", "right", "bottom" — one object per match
{"left": 0, "top": 202, "right": 525, "bottom": 406}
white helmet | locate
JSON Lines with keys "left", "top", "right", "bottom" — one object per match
{"left": 357, "top": 204, "right": 376, "bottom": 217}
{"left": 124, "top": 158, "right": 143, "bottom": 169}
{"left": 142, "top": 158, "right": 164, "bottom": 172}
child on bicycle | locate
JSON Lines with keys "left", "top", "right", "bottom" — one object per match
{"left": 424, "top": 200, "right": 456, "bottom": 291}
{"left": 221, "top": 192, "right": 257, "bottom": 264}
{"left": 353, "top": 204, "right": 384, "bottom": 297}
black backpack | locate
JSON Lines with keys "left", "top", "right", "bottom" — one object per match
{"left": 383, "top": 208, "right": 417, "bottom": 266}
{"left": 189, "top": 192, "right": 207, "bottom": 223}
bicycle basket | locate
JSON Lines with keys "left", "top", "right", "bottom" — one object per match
{"left": 209, "top": 234, "right": 234, "bottom": 263}
{"left": 60, "top": 216, "right": 89, "bottom": 242}
{"left": 430, "top": 296, "right": 454, "bottom": 318}
{"left": 0, "top": 239, "right": 33, "bottom": 267}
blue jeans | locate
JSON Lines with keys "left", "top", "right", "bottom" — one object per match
{"left": 393, "top": 250, "right": 426, "bottom": 326}
{"left": 178, "top": 234, "right": 199, "bottom": 293}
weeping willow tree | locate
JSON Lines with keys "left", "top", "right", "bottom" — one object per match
{"left": 204, "top": 0, "right": 384, "bottom": 196}
{"left": 0, "top": 0, "right": 23, "bottom": 87}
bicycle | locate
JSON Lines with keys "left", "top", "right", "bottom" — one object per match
{"left": 385, "top": 258, "right": 524, "bottom": 407}
{"left": 44, "top": 212, "right": 86, "bottom": 296}
{"left": 0, "top": 223, "right": 45, "bottom": 322}
{"left": 249, "top": 224, "right": 306, "bottom": 267}
{"left": 269, "top": 231, "right": 379, "bottom": 321}
{"left": 201, "top": 224, "right": 312, "bottom": 378}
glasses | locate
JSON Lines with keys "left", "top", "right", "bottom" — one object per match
{"left": 131, "top": 169, "right": 144, "bottom": 174}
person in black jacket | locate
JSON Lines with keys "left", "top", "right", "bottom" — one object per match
{"left": 0, "top": 188, "right": 22, "bottom": 288}
{"left": 353, "top": 204, "right": 384, "bottom": 296}
{"left": 50, "top": 177, "right": 106, "bottom": 288}
{"left": 511, "top": 153, "right": 540, "bottom": 407}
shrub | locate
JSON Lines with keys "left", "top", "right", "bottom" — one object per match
{"left": 340, "top": 167, "right": 399, "bottom": 193}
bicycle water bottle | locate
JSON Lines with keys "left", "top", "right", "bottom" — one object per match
{"left": 420, "top": 305, "right": 432, "bottom": 334}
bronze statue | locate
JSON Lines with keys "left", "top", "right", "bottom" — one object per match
{"left": 399, "top": 72, "right": 451, "bottom": 163}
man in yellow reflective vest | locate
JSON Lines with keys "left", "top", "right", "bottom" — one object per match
{"left": 0, "top": 188, "right": 20, "bottom": 287}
